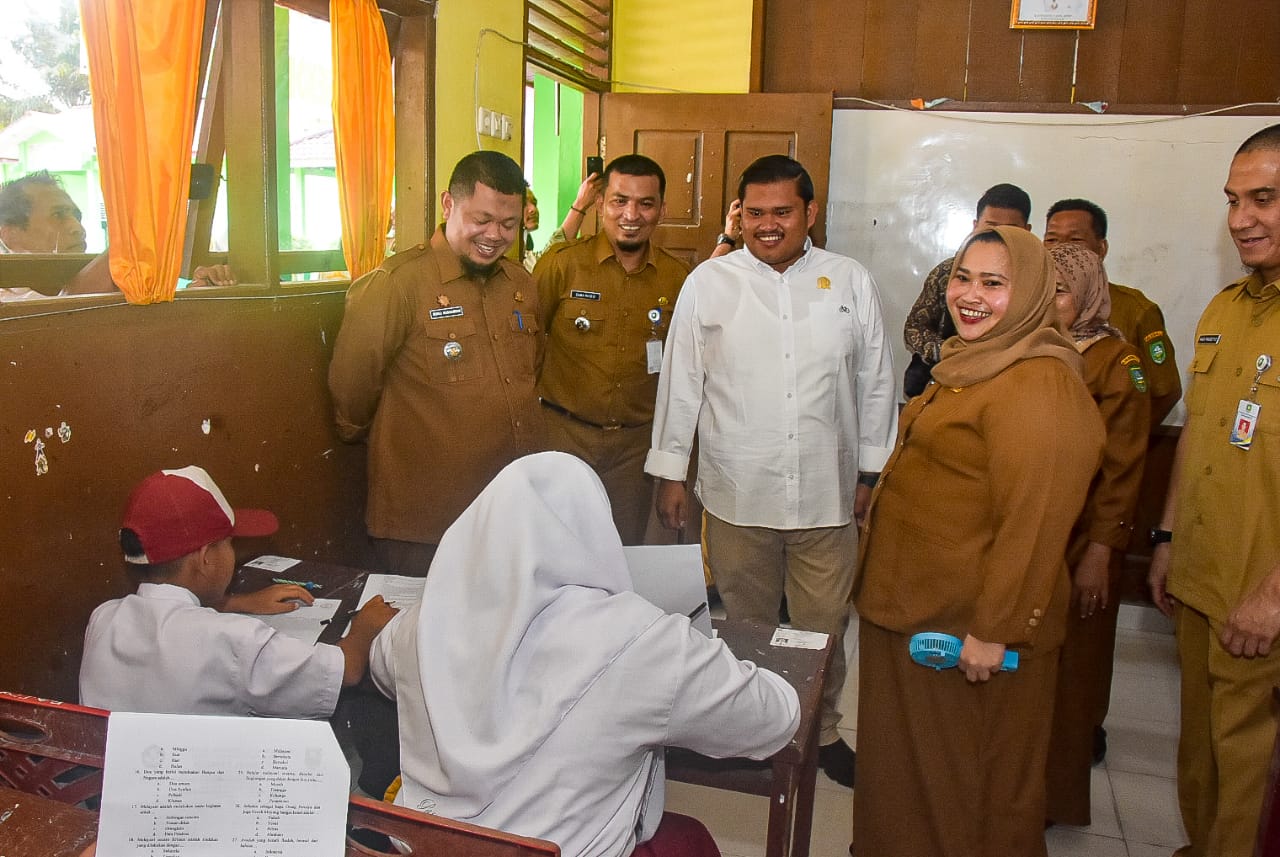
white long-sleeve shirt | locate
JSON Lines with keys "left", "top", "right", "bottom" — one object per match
{"left": 645, "top": 241, "right": 898, "bottom": 529}
{"left": 79, "top": 583, "right": 344, "bottom": 718}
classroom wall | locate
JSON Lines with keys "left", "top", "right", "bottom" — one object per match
{"left": 0, "top": 290, "right": 373, "bottom": 702}
{"left": 761, "top": 0, "right": 1280, "bottom": 108}
{"left": 433, "top": 0, "right": 524, "bottom": 210}
{"left": 612, "top": 0, "right": 754, "bottom": 94}
{"left": 827, "top": 110, "right": 1268, "bottom": 426}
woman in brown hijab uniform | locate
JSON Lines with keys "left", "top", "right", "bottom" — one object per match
{"left": 851, "top": 226, "right": 1104, "bottom": 857}
{"left": 1043, "top": 243, "right": 1150, "bottom": 826}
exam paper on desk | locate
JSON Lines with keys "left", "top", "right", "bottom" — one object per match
{"left": 96, "top": 712, "right": 350, "bottom": 857}
{"left": 254, "top": 598, "right": 341, "bottom": 643}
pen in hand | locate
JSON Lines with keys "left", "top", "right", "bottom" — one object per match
{"left": 321, "top": 601, "right": 395, "bottom": 625}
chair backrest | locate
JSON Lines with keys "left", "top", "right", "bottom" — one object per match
{"left": 0, "top": 692, "right": 560, "bottom": 857}
{"left": 0, "top": 692, "right": 107, "bottom": 806}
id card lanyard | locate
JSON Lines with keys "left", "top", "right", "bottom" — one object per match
{"left": 1229, "top": 353, "right": 1271, "bottom": 450}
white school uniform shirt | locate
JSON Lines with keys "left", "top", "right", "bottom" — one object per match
{"left": 79, "top": 583, "right": 344, "bottom": 718}
{"left": 368, "top": 452, "right": 800, "bottom": 857}
{"left": 645, "top": 240, "right": 899, "bottom": 529}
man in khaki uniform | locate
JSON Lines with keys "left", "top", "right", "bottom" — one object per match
{"left": 1044, "top": 198, "right": 1182, "bottom": 423}
{"left": 329, "top": 150, "right": 545, "bottom": 574}
{"left": 1149, "top": 123, "right": 1280, "bottom": 857}
{"left": 534, "top": 155, "right": 688, "bottom": 544}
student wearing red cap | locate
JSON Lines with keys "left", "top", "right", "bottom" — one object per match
{"left": 79, "top": 465, "right": 397, "bottom": 717}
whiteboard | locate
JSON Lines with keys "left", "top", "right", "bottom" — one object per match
{"left": 826, "top": 109, "right": 1272, "bottom": 424}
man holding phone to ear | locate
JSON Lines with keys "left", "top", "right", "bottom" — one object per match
{"left": 533, "top": 154, "right": 689, "bottom": 544}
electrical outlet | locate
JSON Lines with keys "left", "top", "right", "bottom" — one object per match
{"left": 497, "top": 114, "right": 512, "bottom": 141}
{"left": 477, "top": 107, "right": 493, "bottom": 137}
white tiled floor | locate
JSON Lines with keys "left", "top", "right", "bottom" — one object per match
{"left": 665, "top": 604, "right": 1188, "bottom": 857}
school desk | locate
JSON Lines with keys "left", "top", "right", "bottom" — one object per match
{"left": 666, "top": 619, "right": 834, "bottom": 857}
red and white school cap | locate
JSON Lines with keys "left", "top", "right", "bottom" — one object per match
{"left": 120, "top": 466, "right": 278, "bottom": 564}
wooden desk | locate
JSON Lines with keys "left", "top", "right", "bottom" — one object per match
{"left": 666, "top": 619, "right": 834, "bottom": 857}
{"left": 0, "top": 785, "right": 98, "bottom": 857}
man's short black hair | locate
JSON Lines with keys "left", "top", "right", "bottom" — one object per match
{"left": 0, "top": 170, "right": 62, "bottom": 229}
{"left": 603, "top": 154, "right": 666, "bottom": 199}
{"left": 1046, "top": 198, "right": 1108, "bottom": 239}
{"left": 737, "top": 155, "right": 815, "bottom": 204}
{"left": 976, "top": 183, "right": 1031, "bottom": 222}
{"left": 1237, "top": 123, "right": 1280, "bottom": 156}
{"left": 447, "top": 151, "right": 527, "bottom": 200}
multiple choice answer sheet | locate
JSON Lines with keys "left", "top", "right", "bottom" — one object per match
{"left": 96, "top": 713, "right": 349, "bottom": 856}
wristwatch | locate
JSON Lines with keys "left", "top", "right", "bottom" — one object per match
{"left": 716, "top": 233, "right": 736, "bottom": 248}
{"left": 1149, "top": 528, "right": 1173, "bottom": 546}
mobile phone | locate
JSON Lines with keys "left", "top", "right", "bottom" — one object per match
{"left": 586, "top": 156, "right": 604, "bottom": 177}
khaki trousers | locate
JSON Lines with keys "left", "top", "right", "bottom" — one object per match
{"left": 702, "top": 511, "right": 855, "bottom": 743}
{"left": 1174, "top": 603, "right": 1280, "bottom": 857}
{"left": 544, "top": 407, "right": 653, "bottom": 546}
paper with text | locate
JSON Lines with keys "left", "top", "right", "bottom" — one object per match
{"left": 356, "top": 574, "right": 427, "bottom": 610}
{"left": 254, "top": 598, "right": 341, "bottom": 643}
{"left": 96, "top": 712, "right": 349, "bottom": 856}
{"left": 242, "top": 555, "right": 302, "bottom": 573}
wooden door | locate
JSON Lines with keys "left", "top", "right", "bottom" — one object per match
{"left": 598, "top": 93, "right": 834, "bottom": 268}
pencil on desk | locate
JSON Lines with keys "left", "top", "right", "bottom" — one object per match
{"left": 273, "top": 577, "right": 322, "bottom": 591}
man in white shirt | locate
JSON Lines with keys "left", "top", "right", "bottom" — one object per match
{"left": 646, "top": 155, "right": 898, "bottom": 788}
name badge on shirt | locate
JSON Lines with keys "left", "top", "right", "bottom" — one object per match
{"left": 646, "top": 339, "right": 663, "bottom": 374}
{"left": 429, "top": 305, "right": 464, "bottom": 320}
{"left": 570, "top": 289, "right": 601, "bottom": 301}
{"left": 1198, "top": 334, "right": 1221, "bottom": 344}
{"left": 1230, "top": 400, "right": 1260, "bottom": 450}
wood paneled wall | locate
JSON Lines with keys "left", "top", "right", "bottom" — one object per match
{"left": 0, "top": 289, "right": 373, "bottom": 702}
{"left": 762, "top": 0, "right": 1280, "bottom": 109}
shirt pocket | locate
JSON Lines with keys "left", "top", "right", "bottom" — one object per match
{"left": 806, "top": 300, "right": 855, "bottom": 362}
{"left": 1256, "top": 372, "right": 1280, "bottom": 436}
{"left": 1185, "top": 344, "right": 1218, "bottom": 416}
{"left": 557, "top": 300, "right": 607, "bottom": 340}
{"left": 422, "top": 316, "right": 483, "bottom": 383}
{"left": 507, "top": 313, "right": 541, "bottom": 377}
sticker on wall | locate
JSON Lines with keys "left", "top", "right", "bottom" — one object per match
{"left": 202, "top": 419, "right": 212, "bottom": 436}
{"left": 43, "top": 426, "right": 53, "bottom": 438}
{"left": 23, "top": 429, "right": 36, "bottom": 444}
{"left": 57, "top": 421, "right": 71, "bottom": 444}
{"left": 33, "top": 438, "right": 48, "bottom": 476}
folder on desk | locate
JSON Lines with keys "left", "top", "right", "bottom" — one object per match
{"left": 624, "top": 545, "right": 713, "bottom": 637}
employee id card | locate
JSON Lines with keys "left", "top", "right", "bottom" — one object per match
{"left": 1230, "top": 399, "right": 1261, "bottom": 449}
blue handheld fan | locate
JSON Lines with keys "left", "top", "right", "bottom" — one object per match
{"left": 908, "top": 632, "right": 1019, "bottom": 672}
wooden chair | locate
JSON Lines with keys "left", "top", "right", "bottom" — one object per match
{"left": 0, "top": 691, "right": 559, "bottom": 856}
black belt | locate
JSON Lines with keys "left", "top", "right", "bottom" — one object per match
{"left": 540, "top": 399, "right": 641, "bottom": 431}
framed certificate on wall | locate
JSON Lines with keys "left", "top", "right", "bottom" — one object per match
{"left": 1010, "top": 0, "right": 1097, "bottom": 29}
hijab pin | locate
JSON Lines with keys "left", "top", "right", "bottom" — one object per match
{"left": 437, "top": 294, "right": 450, "bottom": 307}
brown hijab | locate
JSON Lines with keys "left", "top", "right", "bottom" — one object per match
{"left": 1048, "top": 243, "right": 1123, "bottom": 351}
{"left": 932, "top": 225, "right": 1082, "bottom": 387}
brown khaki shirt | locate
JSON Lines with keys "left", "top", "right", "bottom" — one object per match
{"left": 329, "top": 226, "right": 545, "bottom": 544}
{"left": 1075, "top": 336, "right": 1151, "bottom": 552}
{"left": 855, "top": 357, "right": 1104, "bottom": 653}
{"left": 1108, "top": 282, "right": 1181, "bottom": 424}
{"left": 534, "top": 232, "right": 689, "bottom": 427}
{"left": 1168, "top": 274, "right": 1280, "bottom": 622}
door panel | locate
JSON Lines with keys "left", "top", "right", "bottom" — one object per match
{"left": 599, "top": 93, "right": 833, "bottom": 266}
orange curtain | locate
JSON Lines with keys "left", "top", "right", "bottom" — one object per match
{"left": 78, "top": 0, "right": 204, "bottom": 304}
{"left": 331, "top": 0, "right": 395, "bottom": 280}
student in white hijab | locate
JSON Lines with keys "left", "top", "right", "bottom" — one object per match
{"left": 370, "top": 451, "right": 800, "bottom": 857}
